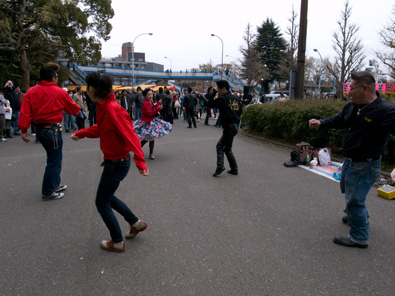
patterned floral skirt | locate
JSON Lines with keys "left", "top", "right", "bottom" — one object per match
{"left": 133, "top": 118, "right": 172, "bottom": 141}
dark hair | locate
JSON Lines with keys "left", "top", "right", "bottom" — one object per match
{"left": 165, "top": 89, "right": 170, "bottom": 95}
{"left": 85, "top": 72, "right": 113, "bottom": 99}
{"left": 159, "top": 87, "right": 163, "bottom": 93}
{"left": 76, "top": 86, "right": 81, "bottom": 92}
{"left": 137, "top": 86, "right": 142, "bottom": 91}
{"left": 351, "top": 71, "right": 375, "bottom": 87}
{"left": 187, "top": 87, "right": 192, "bottom": 93}
{"left": 207, "top": 86, "right": 213, "bottom": 92}
{"left": 216, "top": 80, "right": 230, "bottom": 91}
{"left": 39, "top": 62, "right": 59, "bottom": 82}
{"left": 142, "top": 88, "right": 152, "bottom": 97}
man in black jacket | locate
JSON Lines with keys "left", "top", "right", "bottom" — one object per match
{"left": 183, "top": 87, "right": 198, "bottom": 128}
{"left": 134, "top": 86, "right": 144, "bottom": 120}
{"left": 207, "top": 80, "right": 243, "bottom": 177}
{"left": 309, "top": 71, "right": 395, "bottom": 249}
{"left": 204, "top": 86, "right": 216, "bottom": 125}
{"left": 156, "top": 87, "right": 168, "bottom": 119}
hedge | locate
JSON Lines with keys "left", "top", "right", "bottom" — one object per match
{"left": 241, "top": 97, "right": 395, "bottom": 165}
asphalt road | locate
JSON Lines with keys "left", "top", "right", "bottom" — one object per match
{"left": 1, "top": 116, "right": 394, "bottom": 296}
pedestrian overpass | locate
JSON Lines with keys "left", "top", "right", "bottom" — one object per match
{"left": 68, "top": 63, "right": 246, "bottom": 91}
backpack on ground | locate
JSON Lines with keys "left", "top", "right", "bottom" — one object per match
{"left": 296, "top": 142, "right": 313, "bottom": 165}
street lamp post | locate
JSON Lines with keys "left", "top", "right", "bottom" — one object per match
{"left": 132, "top": 32, "right": 153, "bottom": 86}
{"left": 164, "top": 56, "right": 172, "bottom": 72}
{"left": 211, "top": 34, "right": 224, "bottom": 79}
{"left": 314, "top": 48, "right": 322, "bottom": 96}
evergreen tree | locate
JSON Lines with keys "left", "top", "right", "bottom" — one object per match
{"left": 256, "top": 18, "right": 287, "bottom": 92}
{"left": 239, "top": 23, "right": 268, "bottom": 90}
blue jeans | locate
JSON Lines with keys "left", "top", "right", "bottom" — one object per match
{"left": 63, "top": 113, "right": 78, "bottom": 131}
{"left": 340, "top": 158, "right": 381, "bottom": 244}
{"left": 8, "top": 110, "right": 20, "bottom": 133}
{"left": 96, "top": 157, "right": 139, "bottom": 243}
{"left": 63, "top": 113, "right": 70, "bottom": 130}
{"left": 135, "top": 107, "right": 142, "bottom": 120}
{"left": 37, "top": 125, "right": 63, "bottom": 196}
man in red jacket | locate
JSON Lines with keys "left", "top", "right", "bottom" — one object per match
{"left": 18, "top": 62, "right": 81, "bottom": 200}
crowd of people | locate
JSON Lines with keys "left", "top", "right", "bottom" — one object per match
{"left": 0, "top": 80, "right": 24, "bottom": 142}
{"left": 6, "top": 62, "right": 243, "bottom": 253}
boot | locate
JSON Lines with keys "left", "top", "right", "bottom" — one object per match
{"left": 284, "top": 151, "right": 299, "bottom": 167}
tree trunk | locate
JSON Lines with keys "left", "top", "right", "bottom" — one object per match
{"left": 19, "top": 49, "right": 30, "bottom": 91}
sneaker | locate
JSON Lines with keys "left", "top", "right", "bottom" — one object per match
{"left": 55, "top": 184, "right": 67, "bottom": 192}
{"left": 42, "top": 192, "right": 64, "bottom": 201}
{"left": 125, "top": 220, "right": 148, "bottom": 239}
{"left": 1, "top": 137, "right": 7, "bottom": 142}
{"left": 31, "top": 133, "right": 36, "bottom": 136}
{"left": 100, "top": 240, "right": 126, "bottom": 253}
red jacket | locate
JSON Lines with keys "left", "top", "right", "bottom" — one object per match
{"left": 140, "top": 99, "right": 162, "bottom": 123}
{"left": 74, "top": 93, "right": 147, "bottom": 171}
{"left": 18, "top": 81, "right": 80, "bottom": 133}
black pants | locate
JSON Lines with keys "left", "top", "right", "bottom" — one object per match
{"left": 205, "top": 108, "right": 211, "bottom": 125}
{"left": 76, "top": 117, "right": 85, "bottom": 130}
{"left": 216, "top": 124, "right": 239, "bottom": 171}
{"left": 163, "top": 113, "right": 173, "bottom": 124}
{"left": 186, "top": 107, "right": 196, "bottom": 128}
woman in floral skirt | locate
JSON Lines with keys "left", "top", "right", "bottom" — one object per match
{"left": 133, "top": 88, "right": 172, "bottom": 159}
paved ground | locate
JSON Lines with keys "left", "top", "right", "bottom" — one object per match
{"left": 1, "top": 117, "right": 395, "bottom": 296}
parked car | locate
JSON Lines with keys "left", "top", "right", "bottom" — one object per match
{"left": 264, "top": 94, "right": 280, "bottom": 103}
{"left": 270, "top": 90, "right": 289, "bottom": 96}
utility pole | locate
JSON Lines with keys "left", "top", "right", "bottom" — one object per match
{"left": 295, "top": 0, "right": 308, "bottom": 99}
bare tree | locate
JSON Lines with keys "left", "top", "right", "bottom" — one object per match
{"left": 375, "top": 6, "right": 395, "bottom": 80}
{"left": 239, "top": 23, "right": 269, "bottom": 89}
{"left": 326, "top": 1, "right": 365, "bottom": 92}
{"left": 286, "top": 5, "right": 299, "bottom": 70}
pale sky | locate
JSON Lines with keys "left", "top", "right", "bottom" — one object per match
{"left": 100, "top": 0, "right": 394, "bottom": 73}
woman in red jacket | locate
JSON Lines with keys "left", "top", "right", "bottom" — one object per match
{"left": 71, "top": 72, "right": 149, "bottom": 253}
{"left": 133, "top": 88, "right": 172, "bottom": 159}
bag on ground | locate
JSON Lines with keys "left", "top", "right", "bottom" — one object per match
{"left": 296, "top": 142, "right": 312, "bottom": 165}
{"left": 318, "top": 148, "right": 331, "bottom": 166}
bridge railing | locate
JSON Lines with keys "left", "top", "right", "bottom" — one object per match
{"left": 75, "top": 64, "right": 246, "bottom": 90}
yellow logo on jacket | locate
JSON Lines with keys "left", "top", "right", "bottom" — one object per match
{"left": 364, "top": 117, "right": 372, "bottom": 123}
{"left": 228, "top": 100, "right": 239, "bottom": 111}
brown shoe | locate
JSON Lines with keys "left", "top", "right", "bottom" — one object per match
{"left": 100, "top": 240, "right": 126, "bottom": 253}
{"left": 125, "top": 220, "right": 148, "bottom": 239}
{"left": 149, "top": 154, "right": 155, "bottom": 160}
